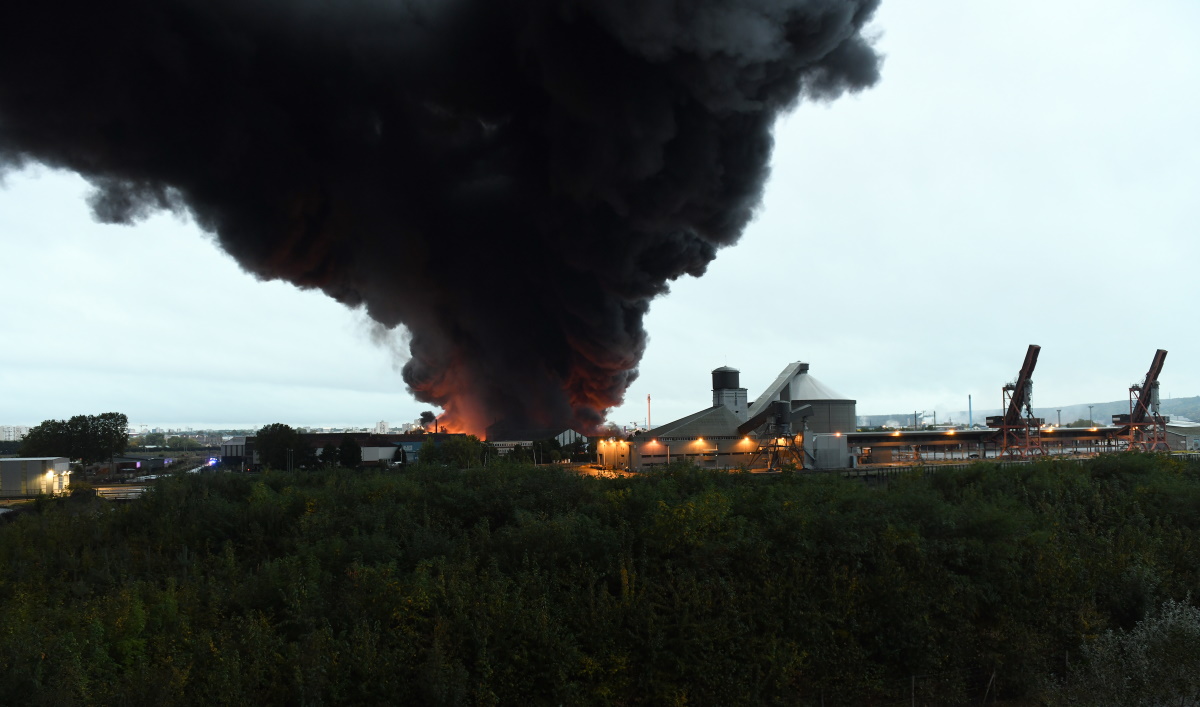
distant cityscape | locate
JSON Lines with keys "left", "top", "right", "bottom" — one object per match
{"left": 0, "top": 426, "right": 30, "bottom": 442}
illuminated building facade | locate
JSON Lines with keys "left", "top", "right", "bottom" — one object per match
{"left": 598, "top": 363, "right": 857, "bottom": 471}
{"left": 0, "top": 457, "right": 71, "bottom": 497}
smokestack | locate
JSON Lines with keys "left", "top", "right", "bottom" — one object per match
{"left": 0, "top": 0, "right": 883, "bottom": 435}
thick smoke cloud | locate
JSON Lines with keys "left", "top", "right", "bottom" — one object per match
{"left": 0, "top": 0, "right": 881, "bottom": 435}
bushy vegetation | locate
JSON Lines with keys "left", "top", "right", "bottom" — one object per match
{"left": 1049, "top": 597, "right": 1200, "bottom": 705}
{"left": 2, "top": 454, "right": 1200, "bottom": 704}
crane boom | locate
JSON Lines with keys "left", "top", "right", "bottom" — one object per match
{"left": 1003, "top": 345, "right": 1040, "bottom": 426}
{"left": 1131, "top": 349, "right": 1168, "bottom": 424}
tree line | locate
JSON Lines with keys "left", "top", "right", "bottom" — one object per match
{"left": 18, "top": 412, "right": 128, "bottom": 464}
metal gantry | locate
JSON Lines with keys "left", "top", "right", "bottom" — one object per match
{"left": 1118, "top": 349, "right": 1170, "bottom": 452}
{"left": 988, "top": 344, "right": 1045, "bottom": 457}
{"left": 740, "top": 400, "right": 812, "bottom": 470}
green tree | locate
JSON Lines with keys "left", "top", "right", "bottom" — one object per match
{"left": 255, "top": 423, "right": 303, "bottom": 470}
{"left": 19, "top": 419, "right": 70, "bottom": 458}
{"left": 321, "top": 441, "right": 341, "bottom": 467}
{"left": 505, "top": 444, "right": 531, "bottom": 463}
{"left": 417, "top": 438, "right": 443, "bottom": 464}
{"left": 416, "top": 436, "right": 488, "bottom": 468}
{"left": 142, "top": 432, "right": 167, "bottom": 446}
{"left": 564, "top": 439, "right": 588, "bottom": 462}
{"left": 339, "top": 437, "right": 362, "bottom": 468}
{"left": 1056, "top": 598, "right": 1200, "bottom": 705}
{"left": 441, "top": 435, "right": 486, "bottom": 468}
{"left": 94, "top": 412, "right": 129, "bottom": 466}
{"left": 167, "top": 436, "right": 202, "bottom": 451}
{"left": 297, "top": 445, "right": 319, "bottom": 469}
{"left": 531, "top": 437, "right": 562, "bottom": 465}
{"left": 19, "top": 413, "right": 127, "bottom": 464}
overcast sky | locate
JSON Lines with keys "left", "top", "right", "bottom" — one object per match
{"left": 2, "top": 0, "right": 1198, "bottom": 432}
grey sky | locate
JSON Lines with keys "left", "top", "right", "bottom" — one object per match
{"left": 2, "top": 0, "right": 1198, "bottom": 431}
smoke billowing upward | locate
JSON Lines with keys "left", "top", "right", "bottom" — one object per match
{"left": 0, "top": 0, "right": 881, "bottom": 435}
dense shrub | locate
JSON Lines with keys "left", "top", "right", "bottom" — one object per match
{"left": 1, "top": 454, "right": 1198, "bottom": 704}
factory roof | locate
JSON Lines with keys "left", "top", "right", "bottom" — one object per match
{"left": 748, "top": 362, "right": 852, "bottom": 419}
{"left": 644, "top": 405, "right": 744, "bottom": 440}
{"left": 791, "top": 375, "right": 850, "bottom": 401}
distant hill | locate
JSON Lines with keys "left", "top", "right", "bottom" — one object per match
{"left": 861, "top": 396, "right": 1200, "bottom": 428}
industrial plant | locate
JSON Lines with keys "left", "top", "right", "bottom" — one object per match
{"left": 598, "top": 346, "right": 1192, "bottom": 472}
{"left": 598, "top": 361, "right": 858, "bottom": 472}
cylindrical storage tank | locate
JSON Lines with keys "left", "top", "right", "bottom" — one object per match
{"left": 788, "top": 366, "right": 856, "bottom": 434}
{"left": 712, "top": 366, "right": 740, "bottom": 391}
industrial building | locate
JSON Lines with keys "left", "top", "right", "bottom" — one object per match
{"left": 219, "top": 436, "right": 253, "bottom": 468}
{"left": 1165, "top": 421, "right": 1200, "bottom": 451}
{"left": 0, "top": 457, "right": 70, "bottom": 497}
{"left": 599, "top": 362, "right": 857, "bottom": 471}
{"left": 599, "top": 346, "right": 1185, "bottom": 472}
{"left": 485, "top": 426, "right": 588, "bottom": 456}
{"left": 845, "top": 346, "right": 1181, "bottom": 464}
{"left": 221, "top": 432, "right": 467, "bottom": 469}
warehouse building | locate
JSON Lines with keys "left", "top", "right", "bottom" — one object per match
{"left": 1167, "top": 421, "right": 1200, "bottom": 451}
{"left": 599, "top": 362, "right": 856, "bottom": 471}
{"left": 0, "top": 457, "right": 71, "bottom": 497}
{"left": 485, "top": 426, "right": 589, "bottom": 456}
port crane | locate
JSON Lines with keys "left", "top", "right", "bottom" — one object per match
{"left": 987, "top": 344, "right": 1045, "bottom": 457}
{"left": 1114, "top": 349, "right": 1169, "bottom": 452}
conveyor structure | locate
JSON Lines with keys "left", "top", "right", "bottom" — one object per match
{"left": 986, "top": 344, "right": 1045, "bottom": 457}
{"left": 740, "top": 400, "right": 813, "bottom": 470}
{"left": 1115, "top": 349, "right": 1170, "bottom": 452}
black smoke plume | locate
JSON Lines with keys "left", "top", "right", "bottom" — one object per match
{"left": 0, "top": 0, "right": 881, "bottom": 435}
